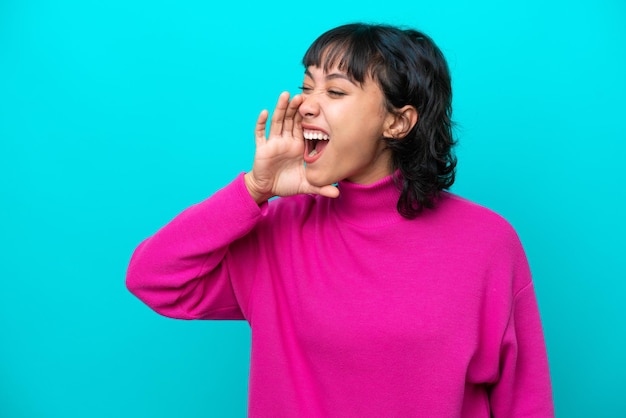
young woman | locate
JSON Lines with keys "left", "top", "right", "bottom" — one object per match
{"left": 127, "top": 23, "right": 554, "bottom": 417}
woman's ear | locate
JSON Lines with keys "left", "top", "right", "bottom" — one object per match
{"left": 384, "top": 105, "right": 418, "bottom": 139}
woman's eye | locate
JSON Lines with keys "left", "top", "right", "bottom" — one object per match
{"left": 298, "top": 85, "right": 313, "bottom": 93}
{"left": 328, "top": 90, "right": 346, "bottom": 97}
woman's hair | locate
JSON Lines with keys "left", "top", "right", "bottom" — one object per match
{"left": 302, "top": 23, "right": 456, "bottom": 219}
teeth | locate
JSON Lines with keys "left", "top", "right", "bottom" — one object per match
{"left": 308, "top": 149, "right": 318, "bottom": 157}
{"left": 303, "top": 130, "right": 329, "bottom": 141}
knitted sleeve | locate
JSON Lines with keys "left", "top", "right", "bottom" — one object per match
{"left": 126, "top": 173, "right": 263, "bottom": 320}
{"left": 488, "top": 238, "right": 555, "bottom": 417}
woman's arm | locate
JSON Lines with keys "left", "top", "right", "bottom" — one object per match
{"left": 489, "top": 281, "right": 554, "bottom": 416}
{"left": 126, "top": 92, "right": 337, "bottom": 320}
{"left": 486, "top": 232, "right": 555, "bottom": 417}
{"left": 126, "top": 173, "right": 263, "bottom": 320}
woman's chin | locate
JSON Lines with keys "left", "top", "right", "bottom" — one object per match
{"left": 305, "top": 169, "right": 339, "bottom": 188}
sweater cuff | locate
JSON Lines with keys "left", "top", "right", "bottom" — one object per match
{"left": 232, "top": 172, "right": 269, "bottom": 216}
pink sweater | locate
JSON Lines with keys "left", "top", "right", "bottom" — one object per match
{"left": 126, "top": 173, "right": 554, "bottom": 417}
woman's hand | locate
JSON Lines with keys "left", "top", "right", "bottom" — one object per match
{"left": 244, "top": 92, "right": 339, "bottom": 204}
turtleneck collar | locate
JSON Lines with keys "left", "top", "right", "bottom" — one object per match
{"left": 332, "top": 173, "right": 405, "bottom": 228}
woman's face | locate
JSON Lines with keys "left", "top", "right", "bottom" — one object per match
{"left": 298, "top": 65, "right": 395, "bottom": 187}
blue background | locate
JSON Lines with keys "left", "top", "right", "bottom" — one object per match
{"left": 1, "top": 0, "right": 625, "bottom": 416}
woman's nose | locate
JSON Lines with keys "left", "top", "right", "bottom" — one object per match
{"left": 298, "top": 93, "right": 320, "bottom": 118}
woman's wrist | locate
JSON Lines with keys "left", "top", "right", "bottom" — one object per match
{"left": 244, "top": 172, "right": 272, "bottom": 205}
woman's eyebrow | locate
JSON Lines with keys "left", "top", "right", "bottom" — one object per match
{"left": 325, "top": 73, "right": 357, "bottom": 85}
{"left": 304, "top": 69, "right": 357, "bottom": 85}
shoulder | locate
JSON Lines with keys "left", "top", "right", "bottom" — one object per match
{"left": 433, "top": 192, "right": 525, "bottom": 253}
{"left": 438, "top": 192, "right": 517, "bottom": 230}
{"left": 435, "top": 193, "right": 533, "bottom": 292}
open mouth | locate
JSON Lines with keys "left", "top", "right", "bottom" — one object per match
{"left": 303, "top": 129, "right": 329, "bottom": 163}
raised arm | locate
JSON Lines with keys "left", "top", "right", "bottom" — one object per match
{"left": 126, "top": 174, "right": 263, "bottom": 320}
{"left": 126, "top": 92, "right": 335, "bottom": 320}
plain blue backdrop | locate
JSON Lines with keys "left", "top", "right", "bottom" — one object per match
{"left": 1, "top": 0, "right": 625, "bottom": 416}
